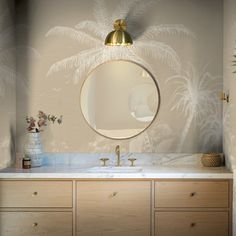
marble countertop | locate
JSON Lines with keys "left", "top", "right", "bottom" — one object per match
{"left": 0, "top": 165, "right": 232, "bottom": 179}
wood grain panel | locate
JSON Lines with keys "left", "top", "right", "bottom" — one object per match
{"left": 0, "top": 211, "right": 72, "bottom": 236}
{"left": 0, "top": 180, "right": 72, "bottom": 208}
{"left": 155, "top": 211, "right": 228, "bottom": 236}
{"left": 155, "top": 181, "right": 229, "bottom": 208}
{"left": 76, "top": 181, "right": 151, "bottom": 236}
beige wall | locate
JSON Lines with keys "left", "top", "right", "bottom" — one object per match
{"left": 223, "top": 0, "right": 236, "bottom": 234}
{"left": 0, "top": 0, "right": 16, "bottom": 168}
{"left": 223, "top": 0, "right": 236, "bottom": 168}
{"left": 13, "top": 0, "right": 223, "bottom": 154}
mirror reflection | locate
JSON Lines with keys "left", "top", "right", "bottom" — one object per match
{"left": 80, "top": 60, "right": 160, "bottom": 139}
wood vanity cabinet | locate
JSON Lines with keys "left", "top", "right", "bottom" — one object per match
{"left": 0, "top": 179, "right": 232, "bottom": 236}
{"left": 76, "top": 181, "right": 151, "bottom": 236}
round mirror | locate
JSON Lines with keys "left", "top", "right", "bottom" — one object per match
{"left": 80, "top": 60, "right": 160, "bottom": 139}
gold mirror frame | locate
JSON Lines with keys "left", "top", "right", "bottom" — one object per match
{"left": 80, "top": 60, "right": 161, "bottom": 140}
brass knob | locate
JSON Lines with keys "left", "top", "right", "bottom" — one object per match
{"left": 32, "top": 222, "right": 38, "bottom": 227}
{"left": 190, "top": 222, "right": 196, "bottom": 227}
{"left": 220, "top": 92, "right": 229, "bottom": 103}
{"left": 128, "top": 158, "right": 137, "bottom": 167}
{"left": 190, "top": 192, "right": 196, "bottom": 197}
{"left": 32, "top": 191, "right": 38, "bottom": 196}
{"left": 111, "top": 192, "right": 118, "bottom": 197}
{"left": 100, "top": 158, "right": 109, "bottom": 167}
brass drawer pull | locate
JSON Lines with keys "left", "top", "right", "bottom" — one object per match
{"left": 32, "top": 222, "right": 38, "bottom": 227}
{"left": 190, "top": 192, "right": 196, "bottom": 197}
{"left": 32, "top": 191, "right": 38, "bottom": 196}
{"left": 190, "top": 222, "right": 196, "bottom": 227}
{"left": 111, "top": 192, "right": 118, "bottom": 197}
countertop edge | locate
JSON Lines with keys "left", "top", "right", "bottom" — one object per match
{"left": 0, "top": 173, "right": 233, "bottom": 179}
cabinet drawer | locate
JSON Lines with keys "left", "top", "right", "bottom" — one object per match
{"left": 155, "top": 181, "right": 229, "bottom": 208}
{"left": 77, "top": 181, "right": 151, "bottom": 236}
{"left": 155, "top": 211, "right": 228, "bottom": 236}
{"left": 0, "top": 180, "right": 72, "bottom": 207}
{"left": 0, "top": 211, "right": 72, "bottom": 236}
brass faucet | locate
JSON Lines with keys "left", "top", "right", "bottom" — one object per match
{"left": 115, "top": 145, "right": 121, "bottom": 166}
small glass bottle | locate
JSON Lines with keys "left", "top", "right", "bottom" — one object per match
{"left": 22, "top": 156, "right": 31, "bottom": 169}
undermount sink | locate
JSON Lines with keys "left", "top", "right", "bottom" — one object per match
{"left": 85, "top": 166, "right": 142, "bottom": 173}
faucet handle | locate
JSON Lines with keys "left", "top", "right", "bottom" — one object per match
{"left": 100, "top": 158, "right": 109, "bottom": 167}
{"left": 128, "top": 158, "right": 137, "bottom": 167}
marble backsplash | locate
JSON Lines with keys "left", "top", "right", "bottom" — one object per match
{"left": 15, "top": 153, "right": 205, "bottom": 168}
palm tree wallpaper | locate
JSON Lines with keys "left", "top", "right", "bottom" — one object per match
{"left": 166, "top": 63, "right": 222, "bottom": 152}
{"left": 0, "top": 0, "right": 16, "bottom": 168}
{"left": 0, "top": 0, "right": 40, "bottom": 168}
{"left": 12, "top": 0, "right": 223, "bottom": 154}
{"left": 45, "top": 0, "right": 194, "bottom": 83}
{"left": 1, "top": 0, "right": 236, "bottom": 234}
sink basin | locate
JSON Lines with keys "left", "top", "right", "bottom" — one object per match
{"left": 85, "top": 166, "right": 142, "bottom": 173}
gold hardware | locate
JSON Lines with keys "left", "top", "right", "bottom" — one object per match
{"left": 100, "top": 158, "right": 109, "bottom": 167}
{"left": 111, "top": 192, "right": 118, "bottom": 197}
{"left": 128, "top": 158, "right": 137, "bottom": 167}
{"left": 221, "top": 92, "right": 229, "bottom": 103}
{"left": 115, "top": 145, "right": 121, "bottom": 166}
{"left": 32, "top": 191, "right": 38, "bottom": 196}
{"left": 114, "top": 19, "right": 127, "bottom": 31}
{"left": 109, "top": 192, "right": 118, "bottom": 198}
{"left": 190, "top": 222, "right": 196, "bottom": 227}
{"left": 32, "top": 222, "right": 38, "bottom": 227}
{"left": 190, "top": 192, "right": 196, "bottom": 197}
{"left": 105, "top": 19, "right": 133, "bottom": 46}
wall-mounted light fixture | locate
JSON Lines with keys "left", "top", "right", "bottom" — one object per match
{"left": 105, "top": 19, "right": 133, "bottom": 46}
{"left": 221, "top": 91, "right": 230, "bottom": 103}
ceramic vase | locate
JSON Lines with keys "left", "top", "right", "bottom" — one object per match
{"left": 24, "top": 132, "right": 43, "bottom": 167}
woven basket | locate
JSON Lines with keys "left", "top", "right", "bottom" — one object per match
{"left": 201, "top": 153, "right": 222, "bottom": 167}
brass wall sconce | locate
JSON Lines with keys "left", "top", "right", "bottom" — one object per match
{"left": 221, "top": 91, "right": 230, "bottom": 103}
{"left": 105, "top": 19, "right": 133, "bottom": 46}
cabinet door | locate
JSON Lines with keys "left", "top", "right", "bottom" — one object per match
{"left": 77, "top": 181, "right": 151, "bottom": 236}
{"left": 155, "top": 211, "right": 228, "bottom": 236}
{"left": 0, "top": 212, "right": 72, "bottom": 236}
